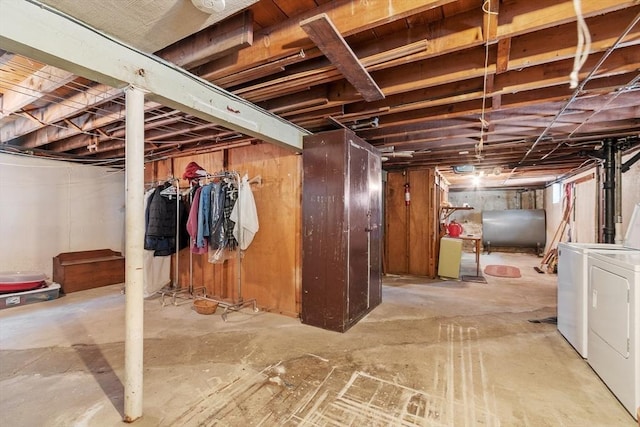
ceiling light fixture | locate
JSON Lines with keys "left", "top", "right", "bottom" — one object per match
{"left": 191, "top": 0, "right": 226, "bottom": 14}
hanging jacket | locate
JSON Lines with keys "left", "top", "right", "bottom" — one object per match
{"left": 230, "top": 174, "right": 259, "bottom": 250}
{"left": 210, "top": 182, "right": 226, "bottom": 249}
{"left": 145, "top": 183, "right": 188, "bottom": 256}
{"left": 187, "top": 186, "right": 208, "bottom": 254}
{"left": 197, "top": 184, "right": 213, "bottom": 248}
{"left": 146, "top": 184, "right": 177, "bottom": 237}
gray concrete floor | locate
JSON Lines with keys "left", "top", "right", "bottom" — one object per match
{"left": 0, "top": 252, "right": 636, "bottom": 426}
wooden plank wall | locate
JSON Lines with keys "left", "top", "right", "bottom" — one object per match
{"left": 146, "top": 143, "right": 301, "bottom": 317}
{"left": 385, "top": 168, "right": 443, "bottom": 278}
{"left": 408, "top": 169, "right": 434, "bottom": 275}
{"left": 385, "top": 171, "right": 408, "bottom": 273}
{"left": 228, "top": 144, "right": 302, "bottom": 317}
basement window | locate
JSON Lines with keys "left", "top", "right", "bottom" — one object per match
{"left": 453, "top": 165, "right": 475, "bottom": 174}
{"left": 552, "top": 183, "right": 561, "bottom": 204}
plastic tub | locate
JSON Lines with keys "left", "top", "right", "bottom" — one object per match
{"left": 0, "top": 271, "right": 48, "bottom": 293}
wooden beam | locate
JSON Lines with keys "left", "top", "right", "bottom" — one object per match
{"left": 0, "top": 49, "right": 14, "bottom": 66}
{"left": 0, "top": 84, "right": 123, "bottom": 143}
{"left": 236, "top": 4, "right": 640, "bottom": 105}
{"left": 202, "top": 0, "right": 633, "bottom": 84}
{"left": 482, "top": 0, "right": 499, "bottom": 42}
{"left": 200, "top": 0, "right": 458, "bottom": 81}
{"left": 9, "top": 5, "right": 637, "bottom": 147}
{"left": 0, "top": 65, "right": 76, "bottom": 119}
{"left": 498, "top": 0, "right": 637, "bottom": 39}
{"left": 300, "top": 13, "right": 384, "bottom": 102}
{"left": 0, "top": 0, "right": 308, "bottom": 152}
{"left": 507, "top": 6, "right": 640, "bottom": 71}
{"left": 332, "top": 42, "right": 638, "bottom": 105}
{"left": 157, "top": 10, "right": 254, "bottom": 70}
{"left": 496, "top": 38, "right": 511, "bottom": 74}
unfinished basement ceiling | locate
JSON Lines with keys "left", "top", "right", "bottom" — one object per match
{"left": 1, "top": 0, "right": 639, "bottom": 189}
{"left": 37, "top": 0, "right": 259, "bottom": 53}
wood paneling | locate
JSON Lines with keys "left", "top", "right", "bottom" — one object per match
{"left": 148, "top": 145, "right": 301, "bottom": 316}
{"left": 385, "top": 168, "right": 442, "bottom": 277}
{"left": 228, "top": 143, "right": 302, "bottom": 317}
{"left": 408, "top": 169, "right": 435, "bottom": 275}
{"left": 385, "top": 171, "right": 408, "bottom": 273}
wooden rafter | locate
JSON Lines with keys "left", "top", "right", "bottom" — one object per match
{"left": 300, "top": 13, "right": 384, "bottom": 102}
{"left": 1, "top": 0, "right": 638, "bottom": 187}
{"left": 158, "top": 10, "right": 254, "bottom": 70}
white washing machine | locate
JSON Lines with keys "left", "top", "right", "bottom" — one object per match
{"left": 557, "top": 203, "right": 640, "bottom": 358}
{"left": 558, "top": 243, "right": 634, "bottom": 358}
{"left": 587, "top": 251, "right": 640, "bottom": 420}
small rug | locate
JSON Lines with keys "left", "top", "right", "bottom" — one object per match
{"left": 484, "top": 265, "right": 521, "bottom": 278}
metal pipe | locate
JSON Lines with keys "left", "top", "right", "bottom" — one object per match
{"left": 622, "top": 149, "right": 640, "bottom": 173}
{"left": 124, "top": 86, "right": 145, "bottom": 422}
{"left": 615, "top": 145, "right": 623, "bottom": 244}
{"left": 174, "top": 181, "right": 179, "bottom": 288}
{"left": 603, "top": 139, "right": 616, "bottom": 243}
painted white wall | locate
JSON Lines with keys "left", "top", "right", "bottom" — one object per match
{"left": 572, "top": 176, "right": 597, "bottom": 242}
{"left": 544, "top": 184, "right": 563, "bottom": 253}
{"left": 544, "top": 151, "right": 640, "bottom": 250}
{"left": 0, "top": 153, "right": 125, "bottom": 277}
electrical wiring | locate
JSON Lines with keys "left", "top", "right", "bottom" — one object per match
{"left": 478, "top": 0, "right": 498, "bottom": 160}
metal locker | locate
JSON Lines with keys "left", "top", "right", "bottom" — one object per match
{"left": 301, "top": 129, "right": 382, "bottom": 332}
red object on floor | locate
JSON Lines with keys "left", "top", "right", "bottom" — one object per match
{"left": 484, "top": 265, "right": 521, "bottom": 278}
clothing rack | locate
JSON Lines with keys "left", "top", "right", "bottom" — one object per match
{"left": 155, "top": 176, "right": 200, "bottom": 306}
{"left": 159, "top": 170, "right": 258, "bottom": 321}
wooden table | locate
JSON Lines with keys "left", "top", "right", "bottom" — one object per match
{"left": 459, "top": 235, "right": 482, "bottom": 276}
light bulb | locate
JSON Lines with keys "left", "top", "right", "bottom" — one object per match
{"left": 191, "top": 0, "right": 225, "bottom": 13}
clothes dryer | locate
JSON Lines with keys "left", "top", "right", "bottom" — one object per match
{"left": 587, "top": 251, "right": 640, "bottom": 420}
{"left": 558, "top": 243, "right": 634, "bottom": 358}
{"left": 557, "top": 203, "right": 640, "bottom": 358}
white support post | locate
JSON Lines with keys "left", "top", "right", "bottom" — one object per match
{"left": 124, "top": 85, "right": 145, "bottom": 422}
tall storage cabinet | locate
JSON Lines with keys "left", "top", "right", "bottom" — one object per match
{"left": 302, "top": 129, "right": 382, "bottom": 332}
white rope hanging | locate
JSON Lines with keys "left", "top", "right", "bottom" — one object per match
{"left": 478, "top": 1, "right": 498, "bottom": 158}
{"left": 570, "top": 0, "right": 592, "bottom": 89}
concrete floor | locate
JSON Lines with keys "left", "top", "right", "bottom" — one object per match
{"left": 0, "top": 252, "right": 636, "bottom": 426}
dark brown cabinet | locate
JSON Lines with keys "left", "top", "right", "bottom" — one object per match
{"left": 301, "top": 129, "right": 382, "bottom": 332}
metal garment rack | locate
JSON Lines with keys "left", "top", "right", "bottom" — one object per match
{"left": 157, "top": 177, "right": 202, "bottom": 306}
{"left": 159, "top": 170, "right": 258, "bottom": 321}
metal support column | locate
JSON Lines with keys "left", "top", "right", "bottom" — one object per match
{"left": 615, "top": 144, "right": 623, "bottom": 244}
{"left": 603, "top": 138, "right": 616, "bottom": 244}
{"left": 124, "top": 85, "right": 145, "bottom": 422}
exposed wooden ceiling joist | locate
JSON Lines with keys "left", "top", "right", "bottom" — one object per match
{"left": 1, "top": 0, "right": 639, "bottom": 189}
{"left": 0, "top": 0, "right": 308, "bottom": 152}
{"left": 300, "top": 13, "right": 384, "bottom": 102}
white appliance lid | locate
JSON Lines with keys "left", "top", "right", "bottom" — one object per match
{"left": 625, "top": 203, "right": 640, "bottom": 250}
{"left": 589, "top": 251, "right": 640, "bottom": 271}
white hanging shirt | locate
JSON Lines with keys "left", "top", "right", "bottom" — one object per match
{"left": 230, "top": 174, "right": 259, "bottom": 250}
